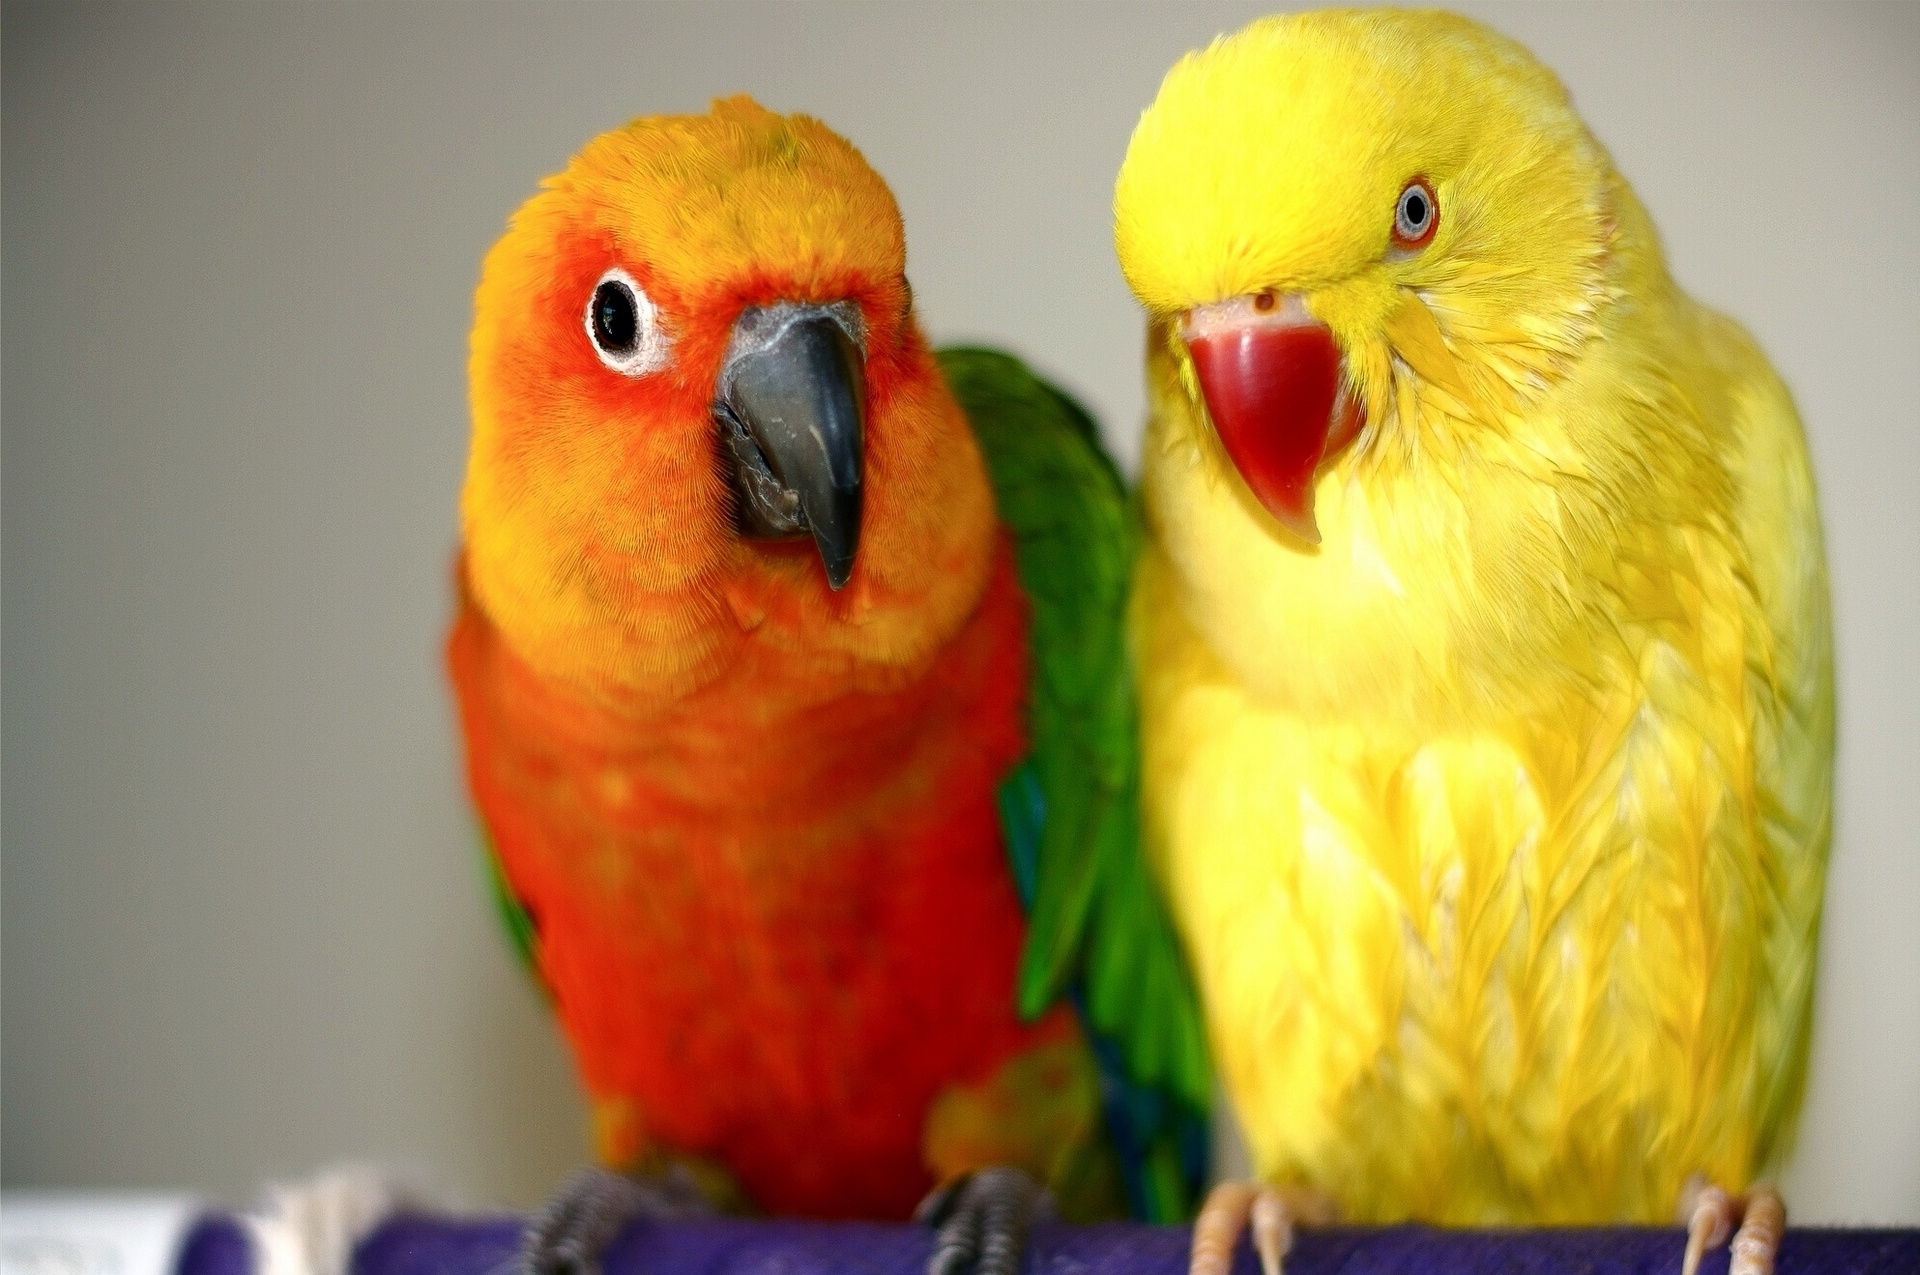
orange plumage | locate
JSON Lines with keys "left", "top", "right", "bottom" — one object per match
{"left": 448, "top": 98, "right": 1097, "bottom": 1219}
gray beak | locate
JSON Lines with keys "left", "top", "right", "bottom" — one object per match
{"left": 714, "top": 301, "right": 866, "bottom": 591}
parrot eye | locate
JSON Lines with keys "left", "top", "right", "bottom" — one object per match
{"left": 585, "top": 268, "right": 670, "bottom": 376}
{"left": 1391, "top": 178, "right": 1439, "bottom": 250}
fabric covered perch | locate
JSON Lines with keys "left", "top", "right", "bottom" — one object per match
{"left": 177, "top": 1211, "right": 1919, "bottom": 1275}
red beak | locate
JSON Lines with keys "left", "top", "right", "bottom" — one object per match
{"left": 1185, "top": 296, "right": 1362, "bottom": 545}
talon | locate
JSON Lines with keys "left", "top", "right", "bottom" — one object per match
{"left": 1677, "top": 1177, "right": 1786, "bottom": 1275}
{"left": 1681, "top": 1180, "right": 1734, "bottom": 1275}
{"left": 1730, "top": 1185, "right": 1785, "bottom": 1275}
{"left": 915, "top": 1176, "right": 966, "bottom": 1229}
{"left": 1190, "top": 1182, "right": 1329, "bottom": 1275}
{"left": 927, "top": 1226, "right": 977, "bottom": 1275}
{"left": 1250, "top": 1188, "right": 1291, "bottom": 1275}
{"left": 522, "top": 1164, "right": 710, "bottom": 1275}
{"left": 920, "top": 1166, "right": 1047, "bottom": 1275}
{"left": 1191, "top": 1182, "right": 1257, "bottom": 1275}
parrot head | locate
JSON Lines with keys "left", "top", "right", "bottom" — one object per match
{"left": 464, "top": 98, "right": 998, "bottom": 701}
{"left": 1115, "top": 9, "right": 1622, "bottom": 545}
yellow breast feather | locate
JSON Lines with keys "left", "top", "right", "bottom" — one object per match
{"left": 1119, "top": 12, "right": 1833, "bottom": 1230}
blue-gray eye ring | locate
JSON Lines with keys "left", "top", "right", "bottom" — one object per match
{"left": 1393, "top": 178, "right": 1438, "bottom": 249}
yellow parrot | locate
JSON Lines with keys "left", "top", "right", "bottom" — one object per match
{"left": 1112, "top": 11, "right": 1833, "bottom": 1275}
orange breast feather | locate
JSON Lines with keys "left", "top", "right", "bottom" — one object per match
{"left": 447, "top": 539, "right": 1073, "bottom": 1218}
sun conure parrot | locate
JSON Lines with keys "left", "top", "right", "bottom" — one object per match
{"left": 445, "top": 96, "right": 1208, "bottom": 1275}
{"left": 1110, "top": 12, "right": 1834, "bottom": 1275}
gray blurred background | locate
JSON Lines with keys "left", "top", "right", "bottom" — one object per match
{"left": 4, "top": 0, "right": 1916, "bottom": 1222}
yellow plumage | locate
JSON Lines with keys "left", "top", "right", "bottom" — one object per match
{"left": 1117, "top": 10, "right": 1832, "bottom": 1224}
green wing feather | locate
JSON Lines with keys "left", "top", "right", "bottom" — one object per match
{"left": 939, "top": 347, "right": 1212, "bottom": 1219}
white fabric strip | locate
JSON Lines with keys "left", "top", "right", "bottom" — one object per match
{"left": 2, "top": 1192, "right": 205, "bottom": 1275}
{"left": 242, "top": 1168, "right": 427, "bottom": 1275}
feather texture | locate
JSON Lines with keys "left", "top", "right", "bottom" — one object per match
{"left": 452, "top": 100, "right": 1095, "bottom": 1222}
{"left": 942, "top": 348, "right": 1211, "bottom": 1221}
{"left": 1117, "top": 10, "right": 1833, "bottom": 1225}
{"left": 453, "top": 98, "right": 1203, "bottom": 1225}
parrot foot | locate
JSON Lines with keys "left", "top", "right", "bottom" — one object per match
{"left": 521, "top": 1164, "right": 712, "bottom": 1275}
{"left": 916, "top": 1166, "right": 1053, "bottom": 1275}
{"left": 1189, "top": 1182, "right": 1335, "bottom": 1275}
{"left": 1679, "top": 1177, "right": 1786, "bottom": 1275}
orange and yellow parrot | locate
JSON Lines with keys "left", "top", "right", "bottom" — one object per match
{"left": 446, "top": 98, "right": 1207, "bottom": 1275}
{"left": 1113, "top": 12, "right": 1833, "bottom": 1275}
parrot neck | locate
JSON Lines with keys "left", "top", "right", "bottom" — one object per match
{"left": 450, "top": 536, "right": 1030, "bottom": 828}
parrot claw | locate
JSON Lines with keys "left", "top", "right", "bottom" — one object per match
{"left": 917, "top": 1166, "right": 1052, "bottom": 1275}
{"left": 1189, "top": 1182, "right": 1333, "bottom": 1275}
{"left": 521, "top": 1165, "right": 712, "bottom": 1275}
{"left": 1678, "top": 1177, "right": 1786, "bottom": 1275}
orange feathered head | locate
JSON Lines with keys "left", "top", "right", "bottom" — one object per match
{"left": 463, "top": 97, "right": 997, "bottom": 704}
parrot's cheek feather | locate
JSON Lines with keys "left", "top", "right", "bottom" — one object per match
{"left": 1189, "top": 323, "right": 1357, "bottom": 546}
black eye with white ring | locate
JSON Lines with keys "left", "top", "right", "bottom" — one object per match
{"left": 585, "top": 267, "right": 670, "bottom": 376}
{"left": 1391, "top": 178, "right": 1438, "bottom": 250}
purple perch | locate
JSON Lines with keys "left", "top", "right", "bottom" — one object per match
{"left": 177, "top": 1212, "right": 1919, "bottom": 1275}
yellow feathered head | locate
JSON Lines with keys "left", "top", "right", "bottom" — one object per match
{"left": 1115, "top": 9, "right": 1628, "bottom": 543}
